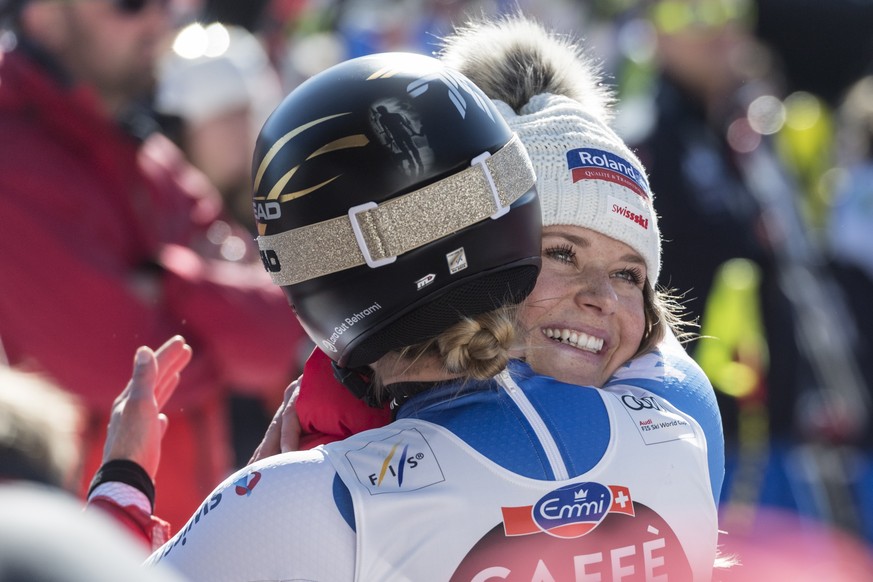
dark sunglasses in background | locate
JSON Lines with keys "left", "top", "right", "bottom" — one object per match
{"left": 112, "top": 0, "right": 170, "bottom": 15}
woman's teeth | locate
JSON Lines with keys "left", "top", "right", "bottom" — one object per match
{"left": 543, "top": 328, "right": 604, "bottom": 353}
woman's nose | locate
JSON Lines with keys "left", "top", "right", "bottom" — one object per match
{"left": 574, "top": 273, "right": 618, "bottom": 314}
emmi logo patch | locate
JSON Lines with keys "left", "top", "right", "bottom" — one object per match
{"left": 502, "top": 482, "right": 635, "bottom": 538}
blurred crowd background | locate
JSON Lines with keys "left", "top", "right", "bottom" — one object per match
{"left": 4, "top": 0, "right": 873, "bottom": 578}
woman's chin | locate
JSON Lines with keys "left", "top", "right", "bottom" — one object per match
{"left": 528, "top": 345, "right": 606, "bottom": 388}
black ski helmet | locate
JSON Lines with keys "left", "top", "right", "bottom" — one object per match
{"left": 253, "top": 52, "right": 541, "bottom": 368}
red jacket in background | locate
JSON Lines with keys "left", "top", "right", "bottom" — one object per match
{"left": 0, "top": 48, "right": 309, "bottom": 530}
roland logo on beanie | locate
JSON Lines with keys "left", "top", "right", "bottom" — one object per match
{"left": 495, "top": 94, "right": 661, "bottom": 286}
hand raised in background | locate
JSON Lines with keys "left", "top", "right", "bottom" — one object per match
{"left": 102, "top": 336, "right": 192, "bottom": 480}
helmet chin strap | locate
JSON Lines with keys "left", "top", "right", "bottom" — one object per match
{"left": 331, "top": 361, "right": 382, "bottom": 408}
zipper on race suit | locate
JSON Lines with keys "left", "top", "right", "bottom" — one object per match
{"left": 496, "top": 370, "right": 569, "bottom": 480}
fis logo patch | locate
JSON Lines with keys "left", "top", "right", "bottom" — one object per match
{"left": 345, "top": 428, "right": 445, "bottom": 495}
{"left": 502, "top": 482, "right": 634, "bottom": 538}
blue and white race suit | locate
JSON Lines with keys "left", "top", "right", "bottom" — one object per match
{"left": 147, "top": 335, "right": 722, "bottom": 581}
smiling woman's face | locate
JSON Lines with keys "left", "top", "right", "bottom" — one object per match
{"left": 519, "top": 225, "right": 647, "bottom": 388}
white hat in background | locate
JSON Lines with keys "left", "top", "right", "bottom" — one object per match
{"left": 155, "top": 23, "right": 283, "bottom": 130}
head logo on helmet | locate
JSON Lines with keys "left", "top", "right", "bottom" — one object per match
{"left": 251, "top": 52, "right": 542, "bottom": 368}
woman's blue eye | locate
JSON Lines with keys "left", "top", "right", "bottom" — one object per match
{"left": 544, "top": 244, "right": 576, "bottom": 264}
{"left": 614, "top": 267, "right": 644, "bottom": 286}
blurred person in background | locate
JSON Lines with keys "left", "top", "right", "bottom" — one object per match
{"left": 154, "top": 21, "right": 284, "bottom": 233}
{"left": 621, "top": 0, "right": 799, "bottom": 445}
{"left": 0, "top": 0, "right": 309, "bottom": 530}
{"left": 618, "top": 0, "right": 870, "bottom": 556}
{"left": 828, "top": 75, "right": 873, "bottom": 388}
{"left": 827, "top": 73, "right": 873, "bottom": 544}
{"left": 0, "top": 364, "right": 83, "bottom": 490}
{"left": 153, "top": 22, "right": 293, "bottom": 459}
{"left": 0, "top": 362, "right": 187, "bottom": 581}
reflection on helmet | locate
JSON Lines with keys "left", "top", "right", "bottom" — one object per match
{"left": 253, "top": 52, "right": 541, "bottom": 367}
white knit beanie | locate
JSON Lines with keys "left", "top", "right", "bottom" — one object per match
{"left": 493, "top": 94, "right": 661, "bottom": 285}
